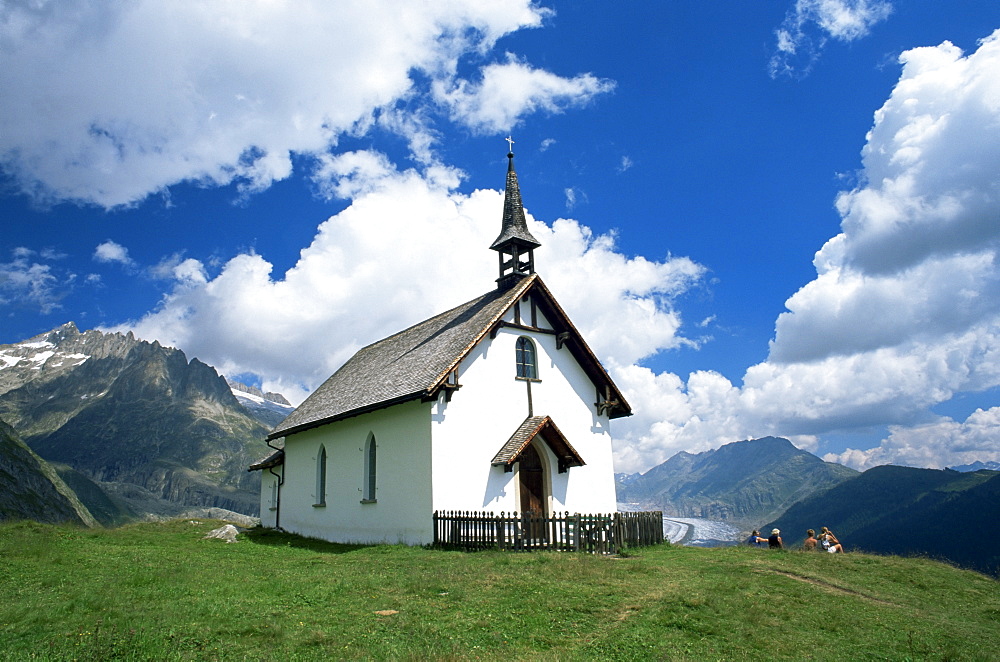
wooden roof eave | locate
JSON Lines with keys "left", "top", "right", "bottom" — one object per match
{"left": 537, "top": 417, "right": 586, "bottom": 468}
{"left": 265, "top": 389, "right": 429, "bottom": 441}
{"left": 425, "top": 274, "right": 537, "bottom": 395}
{"left": 528, "top": 278, "right": 633, "bottom": 419}
{"left": 491, "top": 416, "right": 586, "bottom": 469}
{"left": 248, "top": 449, "right": 284, "bottom": 471}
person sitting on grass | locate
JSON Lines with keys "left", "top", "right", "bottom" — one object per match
{"left": 819, "top": 526, "right": 844, "bottom": 553}
{"left": 746, "top": 530, "right": 767, "bottom": 547}
{"left": 803, "top": 529, "right": 818, "bottom": 551}
{"left": 768, "top": 528, "right": 783, "bottom": 549}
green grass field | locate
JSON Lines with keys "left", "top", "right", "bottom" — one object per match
{"left": 1, "top": 519, "right": 997, "bottom": 661}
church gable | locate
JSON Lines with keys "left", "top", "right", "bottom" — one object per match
{"left": 269, "top": 274, "right": 630, "bottom": 442}
{"left": 484, "top": 278, "right": 630, "bottom": 420}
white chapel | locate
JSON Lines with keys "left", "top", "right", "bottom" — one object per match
{"left": 250, "top": 147, "right": 632, "bottom": 545}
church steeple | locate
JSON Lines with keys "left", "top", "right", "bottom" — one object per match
{"left": 491, "top": 139, "right": 541, "bottom": 290}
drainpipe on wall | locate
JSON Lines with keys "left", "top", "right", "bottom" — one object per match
{"left": 266, "top": 437, "right": 285, "bottom": 531}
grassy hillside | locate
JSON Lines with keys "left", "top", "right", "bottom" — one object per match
{"left": 1, "top": 520, "right": 997, "bottom": 661}
{"left": 0, "top": 419, "right": 97, "bottom": 527}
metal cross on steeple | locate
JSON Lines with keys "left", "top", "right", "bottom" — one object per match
{"left": 505, "top": 135, "right": 515, "bottom": 153}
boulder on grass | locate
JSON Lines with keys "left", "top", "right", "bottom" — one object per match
{"left": 203, "top": 524, "right": 239, "bottom": 543}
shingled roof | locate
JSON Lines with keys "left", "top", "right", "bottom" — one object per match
{"left": 267, "top": 273, "right": 631, "bottom": 441}
{"left": 491, "top": 415, "right": 585, "bottom": 471}
{"left": 248, "top": 448, "right": 284, "bottom": 471}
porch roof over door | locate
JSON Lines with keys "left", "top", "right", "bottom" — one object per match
{"left": 491, "top": 415, "right": 585, "bottom": 472}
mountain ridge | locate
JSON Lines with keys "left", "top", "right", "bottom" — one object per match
{"left": 617, "top": 436, "right": 858, "bottom": 528}
{"left": 0, "top": 323, "right": 279, "bottom": 522}
{"left": 766, "top": 464, "right": 1000, "bottom": 575}
{"left": 949, "top": 460, "right": 1000, "bottom": 472}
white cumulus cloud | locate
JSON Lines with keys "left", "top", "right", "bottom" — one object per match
{"left": 0, "top": 249, "right": 62, "bottom": 314}
{"left": 118, "top": 152, "right": 704, "bottom": 409}
{"left": 734, "top": 31, "right": 1000, "bottom": 470}
{"left": 825, "top": 407, "right": 1000, "bottom": 470}
{"left": 433, "top": 56, "right": 615, "bottom": 133}
{"left": 93, "top": 241, "right": 134, "bottom": 266}
{"left": 0, "top": 0, "right": 609, "bottom": 208}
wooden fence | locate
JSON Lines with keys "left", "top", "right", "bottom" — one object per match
{"left": 432, "top": 510, "right": 663, "bottom": 554}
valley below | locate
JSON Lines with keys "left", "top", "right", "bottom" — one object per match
{"left": 662, "top": 517, "right": 743, "bottom": 547}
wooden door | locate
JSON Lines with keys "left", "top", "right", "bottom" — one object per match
{"left": 518, "top": 444, "right": 546, "bottom": 541}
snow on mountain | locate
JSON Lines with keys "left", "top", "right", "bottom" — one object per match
{"left": 0, "top": 339, "right": 89, "bottom": 371}
{"left": 227, "top": 379, "right": 294, "bottom": 428}
{"left": 0, "top": 323, "right": 107, "bottom": 395}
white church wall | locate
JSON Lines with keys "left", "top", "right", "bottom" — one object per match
{"left": 277, "top": 400, "right": 434, "bottom": 545}
{"left": 529, "top": 323, "right": 619, "bottom": 514}
{"left": 431, "top": 307, "right": 618, "bottom": 515}
{"left": 429, "top": 337, "right": 518, "bottom": 514}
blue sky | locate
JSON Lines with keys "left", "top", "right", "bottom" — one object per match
{"left": 2, "top": 0, "right": 1000, "bottom": 473}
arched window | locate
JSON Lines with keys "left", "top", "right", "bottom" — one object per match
{"left": 363, "top": 434, "right": 377, "bottom": 502}
{"left": 516, "top": 336, "right": 538, "bottom": 379}
{"left": 268, "top": 479, "right": 278, "bottom": 511}
{"left": 314, "top": 444, "right": 327, "bottom": 507}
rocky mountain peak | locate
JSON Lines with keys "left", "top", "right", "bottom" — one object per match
{"left": 227, "top": 379, "right": 292, "bottom": 406}
{"left": 0, "top": 322, "right": 273, "bottom": 522}
{"left": 226, "top": 378, "right": 295, "bottom": 427}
